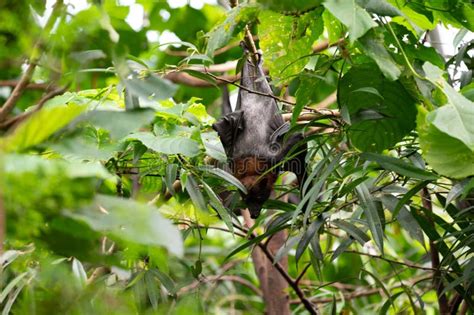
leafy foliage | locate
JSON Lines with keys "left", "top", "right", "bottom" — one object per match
{"left": 0, "top": 0, "right": 473, "bottom": 314}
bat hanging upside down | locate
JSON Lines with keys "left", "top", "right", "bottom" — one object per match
{"left": 212, "top": 44, "right": 307, "bottom": 218}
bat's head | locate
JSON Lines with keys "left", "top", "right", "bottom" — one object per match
{"left": 241, "top": 174, "right": 277, "bottom": 218}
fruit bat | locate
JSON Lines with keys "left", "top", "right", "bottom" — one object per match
{"left": 212, "top": 45, "right": 307, "bottom": 218}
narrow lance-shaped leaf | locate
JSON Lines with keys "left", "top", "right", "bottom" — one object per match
{"left": 356, "top": 182, "right": 384, "bottom": 252}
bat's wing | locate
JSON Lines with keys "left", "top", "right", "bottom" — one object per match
{"left": 212, "top": 110, "right": 244, "bottom": 158}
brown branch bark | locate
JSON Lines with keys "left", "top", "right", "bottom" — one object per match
{"left": 242, "top": 210, "right": 291, "bottom": 315}
{"left": 240, "top": 210, "right": 318, "bottom": 314}
{"left": 0, "top": 63, "right": 37, "bottom": 121}
{"left": 0, "top": 80, "right": 56, "bottom": 90}
{"left": 164, "top": 71, "right": 240, "bottom": 87}
{"left": 0, "top": 86, "right": 67, "bottom": 130}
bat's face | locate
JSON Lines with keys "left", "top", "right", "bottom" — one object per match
{"left": 241, "top": 174, "right": 277, "bottom": 218}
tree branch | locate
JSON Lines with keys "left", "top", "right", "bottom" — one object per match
{"left": 240, "top": 210, "right": 318, "bottom": 315}
{"left": 0, "top": 80, "right": 56, "bottom": 90}
{"left": 0, "top": 86, "right": 67, "bottom": 130}
{"left": 0, "top": 0, "right": 63, "bottom": 121}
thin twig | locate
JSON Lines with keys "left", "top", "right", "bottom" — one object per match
{"left": 342, "top": 250, "right": 451, "bottom": 272}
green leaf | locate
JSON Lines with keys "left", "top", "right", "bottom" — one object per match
{"left": 0, "top": 272, "right": 29, "bottom": 304}
{"left": 356, "top": 0, "right": 401, "bottom": 16}
{"left": 206, "top": 4, "right": 260, "bottom": 56}
{"left": 381, "top": 194, "right": 424, "bottom": 244}
{"left": 128, "top": 132, "right": 200, "bottom": 157}
{"left": 391, "top": 180, "right": 429, "bottom": 218}
{"left": 339, "top": 63, "right": 417, "bottom": 152}
{"left": 417, "top": 106, "right": 474, "bottom": 178}
{"left": 67, "top": 195, "right": 184, "bottom": 257}
{"left": 4, "top": 154, "right": 113, "bottom": 180}
{"left": 184, "top": 174, "right": 207, "bottom": 212}
{"left": 332, "top": 220, "right": 370, "bottom": 245}
{"left": 257, "top": 0, "right": 323, "bottom": 13}
{"left": 115, "top": 59, "right": 177, "bottom": 101}
{"left": 259, "top": 8, "right": 324, "bottom": 82}
{"left": 423, "top": 63, "right": 474, "bottom": 151}
{"left": 356, "top": 182, "right": 384, "bottom": 252}
{"left": 295, "top": 219, "right": 324, "bottom": 263}
{"left": 72, "top": 258, "right": 87, "bottom": 285}
{"left": 225, "top": 223, "right": 288, "bottom": 260}
{"left": 1, "top": 103, "right": 87, "bottom": 152}
{"left": 358, "top": 29, "right": 401, "bottom": 81}
{"left": 323, "top": 0, "right": 377, "bottom": 41}
{"left": 274, "top": 235, "right": 302, "bottom": 263}
{"left": 201, "top": 181, "right": 234, "bottom": 233}
{"left": 86, "top": 108, "right": 156, "bottom": 139}
{"left": 144, "top": 271, "right": 159, "bottom": 310}
{"left": 199, "top": 165, "right": 247, "bottom": 194}
{"left": 165, "top": 164, "right": 178, "bottom": 195}
{"left": 150, "top": 269, "right": 176, "bottom": 296}
{"left": 361, "top": 152, "right": 437, "bottom": 180}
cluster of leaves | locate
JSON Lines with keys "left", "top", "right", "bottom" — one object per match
{"left": 0, "top": 0, "right": 473, "bottom": 314}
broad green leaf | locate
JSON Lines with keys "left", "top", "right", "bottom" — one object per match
{"left": 358, "top": 29, "right": 401, "bottom": 81}
{"left": 201, "top": 131, "right": 227, "bottom": 162}
{"left": 423, "top": 63, "right": 474, "bottom": 151}
{"left": 361, "top": 152, "right": 437, "bottom": 180}
{"left": 128, "top": 132, "right": 200, "bottom": 157}
{"left": 356, "top": 182, "right": 384, "bottom": 252}
{"left": 259, "top": 8, "right": 324, "bottom": 82}
{"left": 339, "top": 63, "right": 417, "bottom": 152}
{"left": 4, "top": 154, "right": 113, "bottom": 180}
{"left": 417, "top": 107, "right": 474, "bottom": 178}
{"left": 115, "top": 60, "right": 177, "bottom": 101}
{"left": 323, "top": 0, "right": 377, "bottom": 41}
{"left": 67, "top": 195, "right": 184, "bottom": 257}
{"left": 85, "top": 108, "right": 156, "bottom": 139}
{"left": 332, "top": 220, "right": 370, "bottom": 245}
{"left": 206, "top": 4, "right": 259, "bottom": 56}
{"left": 1, "top": 103, "right": 87, "bottom": 152}
{"left": 257, "top": 0, "right": 323, "bottom": 13}
{"left": 356, "top": 0, "right": 401, "bottom": 16}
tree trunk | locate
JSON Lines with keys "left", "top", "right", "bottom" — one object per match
{"left": 243, "top": 210, "right": 290, "bottom": 315}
